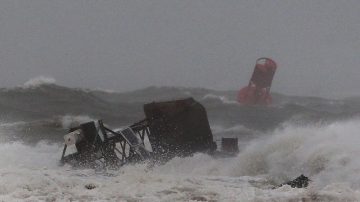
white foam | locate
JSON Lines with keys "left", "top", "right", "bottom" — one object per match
{"left": 60, "top": 115, "right": 95, "bottom": 129}
{"left": 1, "top": 119, "right": 360, "bottom": 201}
{"left": 202, "top": 94, "right": 238, "bottom": 104}
{"left": 0, "top": 142, "right": 60, "bottom": 169}
{"left": 23, "top": 76, "right": 56, "bottom": 88}
{"left": 211, "top": 124, "right": 255, "bottom": 135}
{"left": 94, "top": 87, "right": 118, "bottom": 93}
{"left": 225, "top": 119, "right": 360, "bottom": 188}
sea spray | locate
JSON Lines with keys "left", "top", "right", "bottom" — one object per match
{"left": 1, "top": 120, "right": 360, "bottom": 200}
{"left": 60, "top": 115, "right": 95, "bottom": 129}
{"left": 225, "top": 118, "right": 360, "bottom": 189}
{"left": 0, "top": 84, "right": 359, "bottom": 201}
{"left": 23, "top": 76, "right": 56, "bottom": 88}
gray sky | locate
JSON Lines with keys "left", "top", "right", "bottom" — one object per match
{"left": 0, "top": 0, "right": 360, "bottom": 98}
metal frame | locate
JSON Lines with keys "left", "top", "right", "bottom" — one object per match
{"left": 60, "top": 119, "right": 151, "bottom": 168}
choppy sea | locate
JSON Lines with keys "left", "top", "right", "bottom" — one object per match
{"left": 1, "top": 78, "right": 360, "bottom": 201}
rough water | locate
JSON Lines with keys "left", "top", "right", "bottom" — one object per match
{"left": 1, "top": 78, "right": 360, "bottom": 201}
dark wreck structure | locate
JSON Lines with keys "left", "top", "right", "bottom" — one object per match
{"left": 61, "top": 97, "right": 237, "bottom": 168}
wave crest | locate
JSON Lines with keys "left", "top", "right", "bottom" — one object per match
{"left": 202, "top": 94, "right": 238, "bottom": 104}
{"left": 223, "top": 119, "right": 360, "bottom": 188}
{"left": 23, "top": 76, "right": 56, "bottom": 88}
{"left": 60, "top": 115, "right": 95, "bottom": 129}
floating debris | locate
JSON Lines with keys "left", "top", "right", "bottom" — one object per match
{"left": 60, "top": 98, "right": 237, "bottom": 168}
{"left": 85, "top": 183, "right": 97, "bottom": 190}
{"left": 280, "top": 174, "right": 310, "bottom": 188}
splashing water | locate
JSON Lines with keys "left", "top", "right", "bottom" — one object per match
{"left": 0, "top": 119, "right": 360, "bottom": 201}
{"left": 0, "top": 83, "right": 359, "bottom": 201}
{"left": 23, "top": 76, "right": 56, "bottom": 88}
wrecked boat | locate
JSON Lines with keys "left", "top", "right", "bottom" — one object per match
{"left": 60, "top": 97, "right": 238, "bottom": 168}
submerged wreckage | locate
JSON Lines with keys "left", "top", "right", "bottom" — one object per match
{"left": 59, "top": 58, "right": 309, "bottom": 189}
{"left": 61, "top": 57, "right": 277, "bottom": 168}
{"left": 61, "top": 97, "right": 238, "bottom": 168}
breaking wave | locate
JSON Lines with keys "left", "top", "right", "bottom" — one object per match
{"left": 201, "top": 93, "right": 238, "bottom": 104}
{"left": 23, "top": 76, "right": 56, "bottom": 88}
{"left": 0, "top": 83, "right": 360, "bottom": 201}
{"left": 60, "top": 115, "right": 95, "bottom": 129}
{"left": 153, "top": 118, "right": 360, "bottom": 189}
{"left": 1, "top": 119, "right": 360, "bottom": 201}
{"left": 227, "top": 119, "right": 360, "bottom": 187}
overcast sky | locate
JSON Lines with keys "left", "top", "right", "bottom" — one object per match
{"left": 0, "top": 0, "right": 359, "bottom": 98}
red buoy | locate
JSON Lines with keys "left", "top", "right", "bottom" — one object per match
{"left": 237, "top": 58, "right": 277, "bottom": 105}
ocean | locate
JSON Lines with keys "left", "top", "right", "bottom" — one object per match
{"left": 1, "top": 79, "right": 360, "bottom": 201}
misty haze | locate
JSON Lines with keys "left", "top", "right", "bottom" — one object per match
{"left": 1, "top": 1, "right": 359, "bottom": 98}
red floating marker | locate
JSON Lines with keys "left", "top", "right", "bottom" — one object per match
{"left": 237, "top": 58, "right": 277, "bottom": 105}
